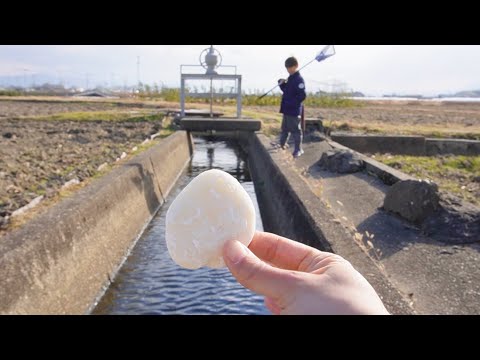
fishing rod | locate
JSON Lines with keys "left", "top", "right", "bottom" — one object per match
{"left": 257, "top": 45, "right": 336, "bottom": 100}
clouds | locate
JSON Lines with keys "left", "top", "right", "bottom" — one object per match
{"left": 1, "top": 45, "right": 479, "bottom": 95}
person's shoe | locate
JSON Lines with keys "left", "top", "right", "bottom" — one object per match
{"left": 292, "top": 149, "right": 304, "bottom": 158}
{"left": 280, "top": 144, "right": 288, "bottom": 150}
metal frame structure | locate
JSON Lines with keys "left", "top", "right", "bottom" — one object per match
{"left": 180, "top": 65, "right": 242, "bottom": 118}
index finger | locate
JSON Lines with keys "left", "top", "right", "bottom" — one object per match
{"left": 248, "top": 231, "right": 334, "bottom": 272}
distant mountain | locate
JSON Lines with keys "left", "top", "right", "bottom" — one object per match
{"left": 315, "top": 90, "right": 364, "bottom": 97}
{"left": 452, "top": 90, "right": 480, "bottom": 98}
{"left": 438, "top": 90, "right": 480, "bottom": 98}
{"left": 383, "top": 94, "right": 424, "bottom": 99}
{"left": 350, "top": 91, "right": 365, "bottom": 97}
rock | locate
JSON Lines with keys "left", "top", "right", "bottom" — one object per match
{"left": 0, "top": 215, "right": 9, "bottom": 229}
{"left": 303, "top": 130, "right": 326, "bottom": 143}
{"left": 61, "top": 178, "right": 80, "bottom": 190}
{"left": 165, "top": 169, "right": 256, "bottom": 269}
{"left": 317, "top": 149, "right": 365, "bottom": 174}
{"left": 384, "top": 180, "right": 440, "bottom": 224}
{"left": 6, "top": 185, "right": 22, "bottom": 194}
{"left": 11, "top": 195, "right": 44, "bottom": 218}
{"left": 97, "top": 163, "right": 108, "bottom": 172}
{"left": 439, "top": 249, "right": 454, "bottom": 255}
{"left": 422, "top": 193, "right": 480, "bottom": 244}
{"left": 3, "top": 132, "right": 15, "bottom": 139}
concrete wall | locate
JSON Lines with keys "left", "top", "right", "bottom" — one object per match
{"left": 328, "top": 139, "right": 415, "bottom": 185}
{"left": 180, "top": 117, "right": 261, "bottom": 132}
{"left": 245, "top": 133, "right": 413, "bottom": 314}
{"left": 332, "top": 133, "right": 480, "bottom": 156}
{"left": 331, "top": 134, "right": 426, "bottom": 155}
{"left": 426, "top": 138, "right": 480, "bottom": 156}
{"left": 0, "top": 131, "right": 193, "bottom": 314}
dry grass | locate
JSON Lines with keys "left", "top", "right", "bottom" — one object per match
{"left": 327, "top": 120, "right": 480, "bottom": 140}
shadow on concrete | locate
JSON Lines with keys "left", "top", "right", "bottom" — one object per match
{"left": 306, "top": 164, "right": 480, "bottom": 258}
{"left": 357, "top": 203, "right": 480, "bottom": 258}
{"left": 308, "top": 165, "right": 390, "bottom": 193}
{"left": 125, "top": 163, "right": 161, "bottom": 216}
{"left": 356, "top": 210, "right": 426, "bottom": 259}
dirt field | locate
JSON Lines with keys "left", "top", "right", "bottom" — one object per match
{"left": 0, "top": 99, "right": 124, "bottom": 118}
{"left": 1, "top": 97, "right": 480, "bottom": 236}
{"left": 308, "top": 100, "right": 480, "bottom": 128}
{"left": 241, "top": 100, "right": 480, "bottom": 139}
{"left": 0, "top": 97, "right": 169, "bottom": 118}
{"left": 0, "top": 98, "right": 169, "bottom": 235}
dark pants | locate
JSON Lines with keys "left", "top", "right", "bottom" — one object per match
{"left": 280, "top": 114, "right": 302, "bottom": 153}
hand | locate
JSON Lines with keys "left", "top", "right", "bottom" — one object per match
{"left": 222, "top": 231, "right": 390, "bottom": 315}
{"left": 278, "top": 79, "right": 286, "bottom": 85}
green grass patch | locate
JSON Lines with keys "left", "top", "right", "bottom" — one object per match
{"left": 443, "top": 156, "right": 480, "bottom": 172}
{"left": 242, "top": 94, "right": 359, "bottom": 108}
{"left": 374, "top": 154, "right": 480, "bottom": 206}
{"left": 134, "top": 86, "right": 359, "bottom": 109}
{"left": 16, "top": 111, "right": 165, "bottom": 122}
{"left": 0, "top": 90, "right": 22, "bottom": 96}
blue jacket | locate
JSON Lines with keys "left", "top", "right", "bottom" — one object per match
{"left": 279, "top": 71, "right": 306, "bottom": 117}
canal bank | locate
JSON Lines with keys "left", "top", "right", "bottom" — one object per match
{"left": 0, "top": 131, "right": 193, "bottom": 314}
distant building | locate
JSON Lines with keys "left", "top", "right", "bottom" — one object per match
{"left": 73, "top": 90, "right": 117, "bottom": 98}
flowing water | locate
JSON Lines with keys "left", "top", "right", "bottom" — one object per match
{"left": 93, "top": 137, "right": 269, "bottom": 315}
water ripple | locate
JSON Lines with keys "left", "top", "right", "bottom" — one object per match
{"left": 93, "top": 138, "right": 269, "bottom": 315}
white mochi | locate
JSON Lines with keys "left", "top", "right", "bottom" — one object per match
{"left": 165, "top": 169, "right": 256, "bottom": 269}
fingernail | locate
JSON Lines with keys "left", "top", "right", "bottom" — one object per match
{"left": 224, "top": 240, "right": 248, "bottom": 265}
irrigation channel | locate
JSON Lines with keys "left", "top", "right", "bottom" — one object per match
{"left": 93, "top": 137, "right": 269, "bottom": 315}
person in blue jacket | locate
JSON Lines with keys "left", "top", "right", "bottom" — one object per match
{"left": 278, "top": 56, "right": 307, "bottom": 158}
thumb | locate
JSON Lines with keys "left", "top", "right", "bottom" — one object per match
{"left": 223, "top": 240, "right": 296, "bottom": 300}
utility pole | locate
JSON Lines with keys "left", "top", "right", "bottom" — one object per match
{"left": 85, "top": 73, "right": 90, "bottom": 90}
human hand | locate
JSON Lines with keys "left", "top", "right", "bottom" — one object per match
{"left": 223, "top": 231, "right": 390, "bottom": 315}
{"left": 278, "top": 79, "right": 286, "bottom": 85}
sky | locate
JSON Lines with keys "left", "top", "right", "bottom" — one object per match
{"left": 1, "top": 45, "right": 480, "bottom": 96}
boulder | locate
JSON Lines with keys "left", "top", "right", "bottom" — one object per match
{"left": 384, "top": 180, "right": 440, "bottom": 224}
{"left": 317, "top": 149, "right": 365, "bottom": 174}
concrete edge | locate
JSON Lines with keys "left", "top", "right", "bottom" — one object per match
{"left": 247, "top": 132, "right": 414, "bottom": 314}
{"left": 327, "top": 139, "right": 415, "bottom": 185}
{"left": 180, "top": 118, "right": 262, "bottom": 132}
{"left": 331, "top": 133, "right": 480, "bottom": 156}
{"left": 0, "top": 131, "right": 193, "bottom": 314}
{"left": 331, "top": 134, "right": 426, "bottom": 156}
{"left": 426, "top": 138, "right": 480, "bottom": 156}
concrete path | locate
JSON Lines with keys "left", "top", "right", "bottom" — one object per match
{"left": 288, "top": 140, "right": 480, "bottom": 314}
